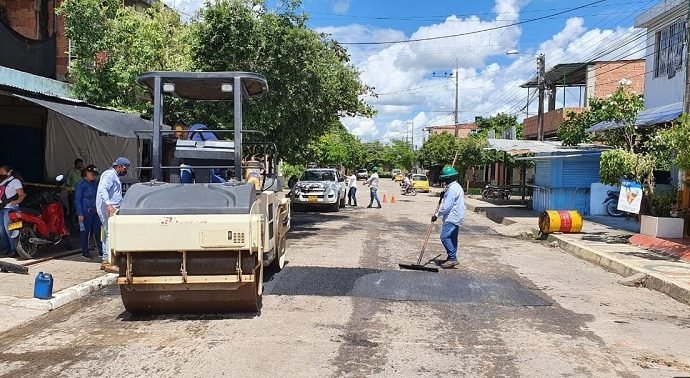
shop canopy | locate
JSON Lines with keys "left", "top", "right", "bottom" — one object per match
{"left": 9, "top": 93, "right": 154, "bottom": 138}
{"left": 587, "top": 102, "right": 683, "bottom": 133}
{"left": 485, "top": 139, "right": 604, "bottom": 156}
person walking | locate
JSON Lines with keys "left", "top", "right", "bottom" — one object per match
{"left": 66, "top": 158, "right": 84, "bottom": 229}
{"left": 365, "top": 167, "right": 381, "bottom": 208}
{"left": 431, "top": 166, "right": 465, "bottom": 269}
{"left": 347, "top": 171, "right": 358, "bottom": 206}
{"left": 97, "top": 157, "right": 130, "bottom": 273}
{"left": 74, "top": 165, "right": 103, "bottom": 259}
{"left": 0, "top": 166, "right": 25, "bottom": 257}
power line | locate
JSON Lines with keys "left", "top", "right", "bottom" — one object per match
{"left": 306, "top": 0, "right": 654, "bottom": 22}
{"left": 339, "top": 0, "right": 606, "bottom": 45}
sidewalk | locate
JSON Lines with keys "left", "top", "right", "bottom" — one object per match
{"left": 465, "top": 196, "right": 690, "bottom": 306}
{"left": 0, "top": 252, "right": 116, "bottom": 334}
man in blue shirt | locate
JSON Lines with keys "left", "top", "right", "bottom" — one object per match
{"left": 431, "top": 166, "right": 465, "bottom": 269}
{"left": 74, "top": 165, "right": 102, "bottom": 259}
{"left": 97, "top": 157, "right": 130, "bottom": 273}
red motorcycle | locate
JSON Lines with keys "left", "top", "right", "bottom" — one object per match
{"left": 8, "top": 175, "right": 72, "bottom": 259}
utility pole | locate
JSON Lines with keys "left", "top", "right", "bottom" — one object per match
{"left": 454, "top": 58, "right": 460, "bottom": 138}
{"left": 536, "top": 53, "right": 546, "bottom": 141}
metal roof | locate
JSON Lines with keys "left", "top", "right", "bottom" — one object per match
{"left": 485, "top": 139, "right": 605, "bottom": 156}
{"left": 587, "top": 102, "right": 682, "bottom": 132}
{"left": 520, "top": 60, "right": 643, "bottom": 88}
{"left": 10, "top": 93, "right": 157, "bottom": 139}
{"left": 520, "top": 63, "right": 588, "bottom": 88}
{"left": 137, "top": 71, "right": 269, "bottom": 101}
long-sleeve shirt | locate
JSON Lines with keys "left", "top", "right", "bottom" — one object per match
{"left": 74, "top": 179, "right": 98, "bottom": 216}
{"left": 438, "top": 181, "right": 465, "bottom": 226}
{"left": 365, "top": 173, "right": 379, "bottom": 189}
{"left": 96, "top": 168, "right": 123, "bottom": 214}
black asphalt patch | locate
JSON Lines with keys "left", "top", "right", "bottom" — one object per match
{"left": 266, "top": 266, "right": 551, "bottom": 306}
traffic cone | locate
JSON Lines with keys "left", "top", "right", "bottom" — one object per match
{"left": 391, "top": 195, "right": 396, "bottom": 204}
{"left": 382, "top": 194, "right": 387, "bottom": 203}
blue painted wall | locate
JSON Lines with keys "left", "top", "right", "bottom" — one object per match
{"left": 532, "top": 154, "right": 601, "bottom": 215}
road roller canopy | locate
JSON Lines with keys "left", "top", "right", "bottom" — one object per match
{"left": 136, "top": 71, "right": 269, "bottom": 101}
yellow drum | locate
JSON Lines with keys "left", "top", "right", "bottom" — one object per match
{"left": 538, "top": 210, "right": 583, "bottom": 234}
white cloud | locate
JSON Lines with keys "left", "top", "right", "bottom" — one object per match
{"left": 332, "top": 0, "right": 350, "bottom": 14}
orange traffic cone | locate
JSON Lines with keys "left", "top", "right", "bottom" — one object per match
{"left": 391, "top": 195, "right": 396, "bottom": 204}
{"left": 382, "top": 194, "right": 387, "bottom": 203}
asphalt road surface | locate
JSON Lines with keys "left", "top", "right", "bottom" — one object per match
{"left": 1, "top": 180, "right": 690, "bottom": 377}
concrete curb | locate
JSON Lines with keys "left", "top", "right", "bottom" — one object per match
{"left": 23, "top": 273, "right": 118, "bottom": 311}
{"left": 547, "top": 234, "right": 690, "bottom": 306}
{"left": 466, "top": 201, "right": 690, "bottom": 306}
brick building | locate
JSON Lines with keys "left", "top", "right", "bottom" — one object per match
{"left": 0, "top": 0, "right": 157, "bottom": 183}
{"left": 520, "top": 59, "right": 645, "bottom": 140}
{"left": 426, "top": 122, "right": 479, "bottom": 138}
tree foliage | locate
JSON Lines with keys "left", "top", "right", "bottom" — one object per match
{"left": 417, "top": 133, "right": 459, "bottom": 168}
{"left": 188, "top": 0, "right": 374, "bottom": 162}
{"left": 59, "top": 0, "right": 374, "bottom": 164}
{"left": 476, "top": 113, "right": 520, "bottom": 138}
{"left": 660, "top": 114, "right": 690, "bottom": 171}
{"left": 58, "top": 0, "right": 189, "bottom": 112}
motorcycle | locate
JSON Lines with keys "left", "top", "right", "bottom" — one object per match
{"left": 603, "top": 190, "right": 625, "bottom": 217}
{"left": 8, "top": 175, "right": 73, "bottom": 259}
{"left": 400, "top": 184, "right": 417, "bottom": 196}
{"left": 481, "top": 185, "right": 510, "bottom": 200}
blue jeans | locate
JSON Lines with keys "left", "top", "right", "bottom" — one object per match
{"left": 80, "top": 209, "right": 102, "bottom": 255}
{"left": 440, "top": 222, "right": 460, "bottom": 261}
{"left": 368, "top": 188, "right": 381, "bottom": 207}
{"left": 0, "top": 208, "right": 16, "bottom": 253}
{"left": 348, "top": 187, "right": 357, "bottom": 206}
{"left": 97, "top": 209, "right": 110, "bottom": 263}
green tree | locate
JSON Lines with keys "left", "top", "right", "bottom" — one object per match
{"left": 58, "top": 0, "right": 189, "bottom": 112}
{"left": 417, "top": 133, "right": 459, "bottom": 168}
{"left": 382, "top": 139, "right": 414, "bottom": 171}
{"left": 189, "top": 0, "right": 374, "bottom": 163}
{"left": 476, "top": 113, "right": 519, "bottom": 138}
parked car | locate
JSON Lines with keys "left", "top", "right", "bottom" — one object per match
{"left": 391, "top": 169, "right": 402, "bottom": 180}
{"left": 412, "top": 174, "right": 430, "bottom": 192}
{"left": 291, "top": 168, "right": 347, "bottom": 211}
{"left": 356, "top": 169, "right": 368, "bottom": 180}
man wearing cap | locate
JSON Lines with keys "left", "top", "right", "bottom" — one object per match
{"left": 431, "top": 166, "right": 465, "bottom": 269}
{"left": 75, "top": 164, "right": 102, "bottom": 259}
{"left": 96, "top": 157, "right": 130, "bottom": 273}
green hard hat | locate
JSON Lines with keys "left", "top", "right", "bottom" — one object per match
{"left": 440, "top": 165, "right": 458, "bottom": 178}
{"left": 371, "top": 166, "right": 378, "bottom": 172}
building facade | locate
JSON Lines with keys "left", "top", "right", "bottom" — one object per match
{"left": 635, "top": 0, "right": 686, "bottom": 109}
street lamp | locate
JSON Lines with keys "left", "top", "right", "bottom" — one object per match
{"left": 506, "top": 50, "right": 546, "bottom": 141}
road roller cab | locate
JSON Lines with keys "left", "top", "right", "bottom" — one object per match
{"left": 110, "top": 72, "right": 290, "bottom": 314}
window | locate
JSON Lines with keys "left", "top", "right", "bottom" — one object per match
{"left": 655, "top": 20, "right": 687, "bottom": 78}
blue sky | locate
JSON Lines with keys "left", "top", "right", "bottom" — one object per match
{"left": 166, "top": 0, "right": 654, "bottom": 144}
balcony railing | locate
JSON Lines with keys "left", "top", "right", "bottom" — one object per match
{"left": 523, "top": 107, "right": 585, "bottom": 139}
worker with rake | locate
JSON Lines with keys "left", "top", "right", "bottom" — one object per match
{"left": 432, "top": 166, "right": 465, "bottom": 269}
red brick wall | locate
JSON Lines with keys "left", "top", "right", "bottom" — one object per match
{"left": 593, "top": 60, "right": 645, "bottom": 98}
{"left": 2, "top": 0, "right": 69, "bottom": 80}
{"left": 3, "top": 0, "right": 38, "bottom": 39}
{"left": 51, "top": 0, "right": 68, "bottom": 80}
{"left": 522, "top": 107, "right": 585, "bottom": 139}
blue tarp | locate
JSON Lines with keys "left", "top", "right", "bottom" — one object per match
{"left": 587, "top": 102, "right": 683, "bottom": 132}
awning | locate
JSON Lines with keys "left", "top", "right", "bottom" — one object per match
{"left": 485, "top": 139, "right": 604, "bottom": 155}
{"left": 10, "top": 93, "right": 155, "bottom": 138}
{"left": 587, "top": 102, "right": 683, "bottom": 132}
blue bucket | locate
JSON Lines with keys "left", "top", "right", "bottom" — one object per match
{"left": 34, "top": 272, "right": 54, "bottom": 300}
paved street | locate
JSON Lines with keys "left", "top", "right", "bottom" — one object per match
{"left": 1, "top": 180, "right": 690, "bottom": 377}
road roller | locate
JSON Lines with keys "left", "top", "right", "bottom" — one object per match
{"left": 109, "top": 72, "right": 290, "bottom": 314}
